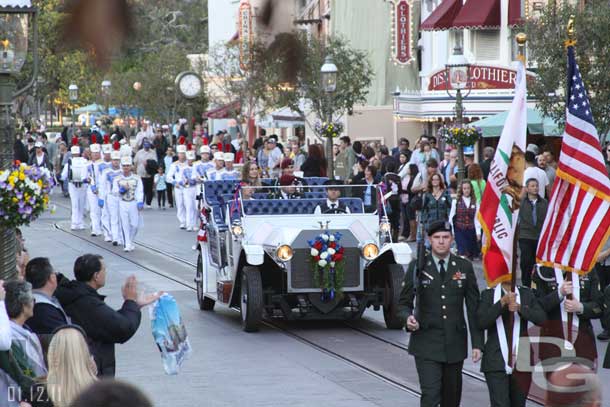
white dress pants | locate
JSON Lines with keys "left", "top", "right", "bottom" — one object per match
{"left": 107, "top": 195, "right": 122, "bottom": 244}
{"left": 119, "top": 200, "right": 140, "bottom": 249}
{"left": 86, "top": 188, "right": 103, "bottom": 235}
{"left": 174, "top": 186, "right": 186, "bottom": 227}
{"left": 68, "top": 184, "right": 87, "bottom": 229}
{"left": 184, "top": 186, "right": 198, "bottom": 230}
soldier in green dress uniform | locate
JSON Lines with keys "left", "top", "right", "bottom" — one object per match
{"left": 477, "top": 280, "right": 546, "bottom": 407}
{"left": 532, "top": 265, "right": 603, "bottom": 369}
{"left": 397, "top": 220, "right": 483, "bottom": 407}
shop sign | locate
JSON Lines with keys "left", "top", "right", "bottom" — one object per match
{"left": 391, "top": 0, "right": 415, "bottom": 65}
{"left": 428, "top": 65, "right": 535, "bottom": 91}
{"left": 239, "top": 0, "right": 252, "bottom": 70}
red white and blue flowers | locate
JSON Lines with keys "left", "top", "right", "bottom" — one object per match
{"left": 308, "top": 231, "right": 346, "bottom": 301}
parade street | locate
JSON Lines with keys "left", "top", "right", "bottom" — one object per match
{"left": 19, "top": 196, "right": 608, "bottom": 407}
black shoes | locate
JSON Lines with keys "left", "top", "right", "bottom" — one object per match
{"left": 112, "top": 241, "right": 118, "bottom": 246}
{"left": 597, "top": 330, "right": 609, "bottom": 341}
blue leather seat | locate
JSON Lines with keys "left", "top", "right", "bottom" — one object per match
{"left": 203, "top": 180, "right": 240, "bottom": 206}
{"left": 304, "top": 191, "right": 326, "bottom": 199}
{"left": 303, "top": 177, "right": 328, "bottom": 186}
{"left": 241, "top": 198, "right": 364, "bottom": 216}
{"left": 203, "top": 181, "right": 240, "bottom": 230}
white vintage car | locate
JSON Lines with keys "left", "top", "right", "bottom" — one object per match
{"left": 194, "top": 179, "right": 412, "bottom": 332}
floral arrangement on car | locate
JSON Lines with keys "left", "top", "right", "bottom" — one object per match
{"left": 308, "top": 231, "right": 346, "bottom": 301}
{"left": 0, "top": 161, "right": 53, "bottom": 228}
{"left": 314, "top": 121, "right": 344, "bottom": 139}
{"left": 438, "top": 125, "right": 482, "bottom": 147}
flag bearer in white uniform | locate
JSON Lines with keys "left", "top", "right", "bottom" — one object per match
{"left": 61, "top": 137, "right": 88, "bottom": 230}
{"left": 183, "top": 146, "right": 198, "bottom": 231}
{"left": 86, "top": 135, "right": 104, "bottom": 236}
{"left": 167, "top": 137, "right": 189, "bottom": 229}
{"left": 99, "top": 143, "right": 123, "bottom": 245}
{"left": 113, "top": 156, "right": 143, "bottom": 252}
{"left": 220, "top": 152, "right": 240, "bottom": 180}
{"left": 206, "top": 152, "right": 226, "bottom": 180}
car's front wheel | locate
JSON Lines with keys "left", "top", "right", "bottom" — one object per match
{"left": 240, "top": 266, "right": 263, "bottom": 332}
{"left": 383, "top": 264, "right": 406, "bottom": 329}
{"left": 196, "top": 251, "right": 215, "bottom": 311}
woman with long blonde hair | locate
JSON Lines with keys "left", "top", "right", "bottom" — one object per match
{"left": 30, "top": 326, "right": 97, "bottom": 407}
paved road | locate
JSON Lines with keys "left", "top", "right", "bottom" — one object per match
{"left": 23, "top": 199, "right": 421, "bottom": 407}
{"left": 24, "top": 195, "right": 610, "bottom": 406}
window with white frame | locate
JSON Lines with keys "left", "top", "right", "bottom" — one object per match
{"left": 470, "top": 30, "right": 500, "bottom": 61}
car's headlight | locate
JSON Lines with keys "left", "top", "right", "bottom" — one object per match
{"left": 276, "top": 245, "right": 293, "bottom": 261}
{"left": 361, "top": 243, "right": 379, "bottom": 260}
{"left": 231, "top": 224, "right": 243, "bottom": 236}
{"left": 380, "top": 221, "right": 391, "bottom": 234}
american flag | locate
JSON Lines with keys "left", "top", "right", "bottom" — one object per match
{"left": 536, "top": 46, "right": 610, "bottom": 274}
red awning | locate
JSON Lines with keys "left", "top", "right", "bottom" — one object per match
{"left": 452, "top": 0, "right": 501, "bottom": 30}
{"left": 508, "top": 0, "right": 523, "bottom": 26}
{"left": 420, "top": 0, "right": 463, "bottom": 31}
{"left": 204, "top": 101, "right": 241, "bottom": 119}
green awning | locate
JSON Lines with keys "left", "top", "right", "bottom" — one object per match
{"left": 471, "top": 108, "right": 562, "bottom": 138}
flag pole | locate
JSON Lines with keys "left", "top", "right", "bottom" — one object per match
{"left": 564, "top": 15, "right": 576, "bottom": 344}
{"left": 507, "top": 32, "right": 528, "bottom": 369}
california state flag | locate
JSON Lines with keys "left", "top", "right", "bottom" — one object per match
{"left": 478, "top": 62, "right": 527, "bottom": 286}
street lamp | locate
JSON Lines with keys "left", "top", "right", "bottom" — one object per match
{"left": 68, "top": 83, "right": 78, "bottom": 126}
{"left": 101, "top": 79, "right": 111, "bottom": 111}
{"left": 133, "top": 81, "right": 142, "bottom": 132}
{"left": 320, "top": 55, "right": 338, "bottom": 178}
{"left": 0, "top": 0, "right": 39, "bottom": 280}
{"left": 101, "top": 79, "right": 111, "bottom": 131}
{"left": 444, "top": 45, "right": 472, "bottom": 184}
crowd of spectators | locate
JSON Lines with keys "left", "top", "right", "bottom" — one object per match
{"left": 1, "top": 248, "right": 159, "bottom": 406}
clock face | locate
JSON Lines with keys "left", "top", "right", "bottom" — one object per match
{"left": 178, "top": 73, "right": 202, "bottom": 99}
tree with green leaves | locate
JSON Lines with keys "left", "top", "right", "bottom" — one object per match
{"left": 263, "top": 33, "right": 374, "bottom": 139}
{"left": 526, "top": 0, "right": 610, "bottom": 139}
{"left": 204, "top": 33, "right": 373, "bottom": 140}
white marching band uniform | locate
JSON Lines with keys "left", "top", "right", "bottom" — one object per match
{"left": 99, "top": 155, "right": 123, "bottom": 245}
{"left": 61, "top": 147, "right": 89, "bottom": 230}
{"left": 183, "top": 164, "right": 198, "bottom": 231}
{"left": 167, "top": 158, "right": 189, "bottom": 229}
{"left": 86, "top": 156, "right": 106, "bottom": 236}
{"left": 112, "top": 159, "right": 144, "bottom": 252}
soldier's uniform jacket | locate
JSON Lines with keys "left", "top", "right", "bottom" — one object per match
{"left": 477, "top": 286, "right": 546, "bottom": 373}
{"left": 532, "top": 266, "right": 603, "bottom": 363}
{"left": 397, "top": 253, "right": 483, "bottom": 364}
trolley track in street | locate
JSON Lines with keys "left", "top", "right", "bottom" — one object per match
{"left": 54, "top": 222, "right": 543, "bottom": 405}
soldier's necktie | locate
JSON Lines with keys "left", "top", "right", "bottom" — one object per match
{"left": 439, "top": 259, "right": 446, "bottom": 281}
{"left": 331, "top": 203, "right": 336, "bottom": 209}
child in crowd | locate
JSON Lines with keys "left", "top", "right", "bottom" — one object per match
{"left": 154, "top": 166, "right": 167, "bottom": 210}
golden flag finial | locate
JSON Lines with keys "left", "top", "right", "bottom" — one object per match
{"left": 515, "top": 33, "right": 527, "bottom": 65}
{"left": 565, "top": 15, "right": 576, "bottom": 47}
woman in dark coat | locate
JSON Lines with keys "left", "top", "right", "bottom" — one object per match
{"left": 354, "top": 165, "right": 379, "bottom": 213}
{"left": 300, "top": 144, "right": 326, "bottom": 177}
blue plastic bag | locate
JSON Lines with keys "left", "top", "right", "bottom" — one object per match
{"left": 150, "top": 293, "right": 192, "bottom": 375}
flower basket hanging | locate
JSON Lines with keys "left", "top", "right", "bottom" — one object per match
{"left": 0, "top": 161, "right": 53, "bottom": 228}
{"left": 314, "top": 121, "right": 344, "bottom": 138}
{"left": 438, "top": 125, "right": 482, "bottom": 147}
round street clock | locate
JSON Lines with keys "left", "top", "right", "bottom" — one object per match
{"left": 175, "top": 71, "right": 203, "bottom": 99}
